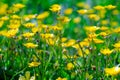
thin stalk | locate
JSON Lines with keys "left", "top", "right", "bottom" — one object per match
{"left": 10, "top": 66, "right": 27, "bottom": 80}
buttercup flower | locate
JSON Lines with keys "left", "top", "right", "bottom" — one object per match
{"left": 56, "top": 77, "right": 67, "bottom": 80}
{"left": 18, "top": 71, "right": 35, "bottom": 80}
{"left": 67, "top": 62, "right": 74, "bottom": 70}
{"left": 22, "top": 32, "right": 34, "bottom": 38}
{"left": 112, "top": 9, "right": 119, "bottom": 15}
{"left": 77, "top": 9, "right": 87, "bottom": 15}
{"left": 99, "top": 32, "right": 108, "bottom": 37}
{"left": 99, "top": 26, "right": 108, "bottom": 31}
{"left": 94, "top": 5, "right": 105, "bottom": 10}
{"left": 37, "top": 11, "right": 49, "bottom": 20}
{"left": 73, "top": 17, "right": 81, "bottom": 23}
{"left": 101, "top": 20, "right": 108, "bottom": 25}
{"left": 11, "top": 15, "right": 20, "bottom": 19}
{"left": 104, "top": 64, "right": 120, "bottom": 76}
{"left": 24, "top": 23, "right": 36, "bottom": 28}
{"left": 23, "top": 14, "right": 36, "bottom": 21}
{"left": 3, "top": 29, "right": 18, "bottom": 38}
{"left": 113, "top": 42, "right": 120, "bottom": 48}
{"left": 57, "top": 16, "right": 70, "bottom": 23}
{"left": 49, "top": 4, "right": 61, "bottom": 12}
{"left": 28, "top": 61, "right": 40, "bottom": 67}
{"left": 100, "top": 48, "right": 113, "bottom": 55}
{"left": 105, "top": 5, "right": 116, "bottom": 10}
{"left": 40, "top": 33, "right": 54, "bottom": 39}
{"left": 64, "top": 8, "right": 73, "bottom": 15}
{"left": 93, "top": 38, "right": 104, "bottom": 44}
{"left": 88, "top": 14, "right": 100, "bottom": 21}
{"left": 85, "top": 26, "right": 99, "bottom": 32}
{"left": 24, "top": 43, "right": 38, "bottom": 48}
{"left": 0, "top": 3, "right": 8, "bottom": 15}
{"left": 13, "top": 3, "right": 25, "bottom": 9}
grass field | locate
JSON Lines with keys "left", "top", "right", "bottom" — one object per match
{"left": 0, "top": 0, "right": 120, "bottom": 80}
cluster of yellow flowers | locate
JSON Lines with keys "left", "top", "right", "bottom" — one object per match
{"left": 56, "top": 77, "right": 67, "bottom": 80}
{"left": 0, "top": 1, "right": 120, "bottom": 80}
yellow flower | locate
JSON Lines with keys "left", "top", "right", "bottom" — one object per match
{"left": 50, "top": 26, "right": 62, "bottom": 31}
{"left": 113, "top": 27, "right": 120, "bottom": 33}
{"left": 0, "top": 21, "right": 4, "bottom": 28}
{"left": 63, "top": 39, "right": 76, "bottom": 47}
{"left": 72, "top": 41, "right": 89, "bottom": 49}
{"left": 40, "top": 33, "right": 54, "bottom": 39}
{"left": 13, "top": 3, "right": 25, "bottom": 9}
{"left": 37, "top": 11, "right": 49, "bottom": 20}
{"left": 18, "top": 71, "right": 35, "bottom": 80}
{"left": 112, "top": 9, "right": 119, "bottom": 15}
{"left": 61, "top": 37, "right": 67, "bottom": 42}
{"left": 87, "top": 9, "right": 95, "bottom": 14}
{"left": 111, "top": 21, "right": 118, "bottom": 27}
{"left": 31, "top": 27, "right": 40, "bottom": 33}
{"left": 80, "top": 40, "right": 90, "bottom": 47}
{"left": 56, "top": 77, "right": 67, "bottom": 80}
{"left": 11, "top": 15, "right": 20, "bottom": 19}
{"left": 85, "top": 26, "right": 99, "bottom": 32}
{"left": 28, "top": 61, "right": 40, "bottom": 67}
{"left": 105, "top": 5, "right": 116, "bottom": 10}
{"left": 99, "top": 9, "right": 106, "bottom": 18}
{"left": 57, "top": 16, "right": 70, "bottom": 23}
{"left": 1, "top": 16, "right": 9, "bottom": 21}
{"left": 8, "top": 24, "right": 20, "bottom": 29}
{"left": 113, "top": 42, "right": 120, "bottom": 48}
{"left": 41, "top": 24, "right": 48, "bottom": 29}
{"left": 64, "top": 8, "right": 73, "bottom": 15}
{"left": 62, "top": 16, "right": 70, "bottom": 23}
{"left": 77, "top": 9, "right": 87, "bottom": 15}
{"left": 99, "top": 26, "right": 108, "bottom": 31}
{"left": 101, "top": 20, "right": 108, "bottom": 25}
{"left": 46, "top": 38, "right": 58, "bottom": 46}
{"left": 24, "top": 23, "right": 35, "bottom": 28}
{"left": 77, "top": 48, "right": 90, "bottom": 57}
{"left": 0, "top": 30, "right": 6, "bottom": 35}
{"left": 10, "top": 19, "right": 21, "bottom": 24}
{"left": 3, "top": 29, "right": 18, "bottom": 38}
{"left": 88, "top": 33, "right": 98, "bottom": 39}
{"left": 0, "top": 3, "right": 8, "bottom": 15}
{"left": 93, "top": 38, "right": 104, "bottom": 44}
{"left": 24, "top": 14, "right": 36, "bottom": 21}
{"left": 24, "top": 43, "right": 38, "bottom": 48}
{"left": 104, "top": 64, "right": 120, "bottom": 76}
{"left": 99, "top": 32, "right": 108, "bottom": 37}
{"left": 100, "top": 48, "right": 113, "bottom": 55}
{"left": 88, "top": 14, "right": 100, "bottom": 21}
{"left": 76, "top": 2, "right": 90, "bottom": 9}
{"left": 22, "top": 32, "right": 34, "bottom": 38}
{"left": 94, "top": 5, "right": 105, "bottom": 10}
{"left": 67, "top": 63, "right": 74, "bottom": 70}
{"left": 73, "top": 17, "right": 81, "bottom": 23}
{"left": 49, "top": 4, "right": 61, "bottom": 12}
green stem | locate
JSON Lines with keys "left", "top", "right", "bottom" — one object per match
{"left": 3, "top": 70, "right": 6, "bottom": 80}
{"left": 41, "top": 42, "right": 47, "bottom": 80}
{"left": 45, "top": 52, "right": 53, "bottom": 71}
{"left": 10, "top": 66, "right": 27, "bottom": 80}
{"left": 78, "top": 43, "right": 86, "bottom": 78}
